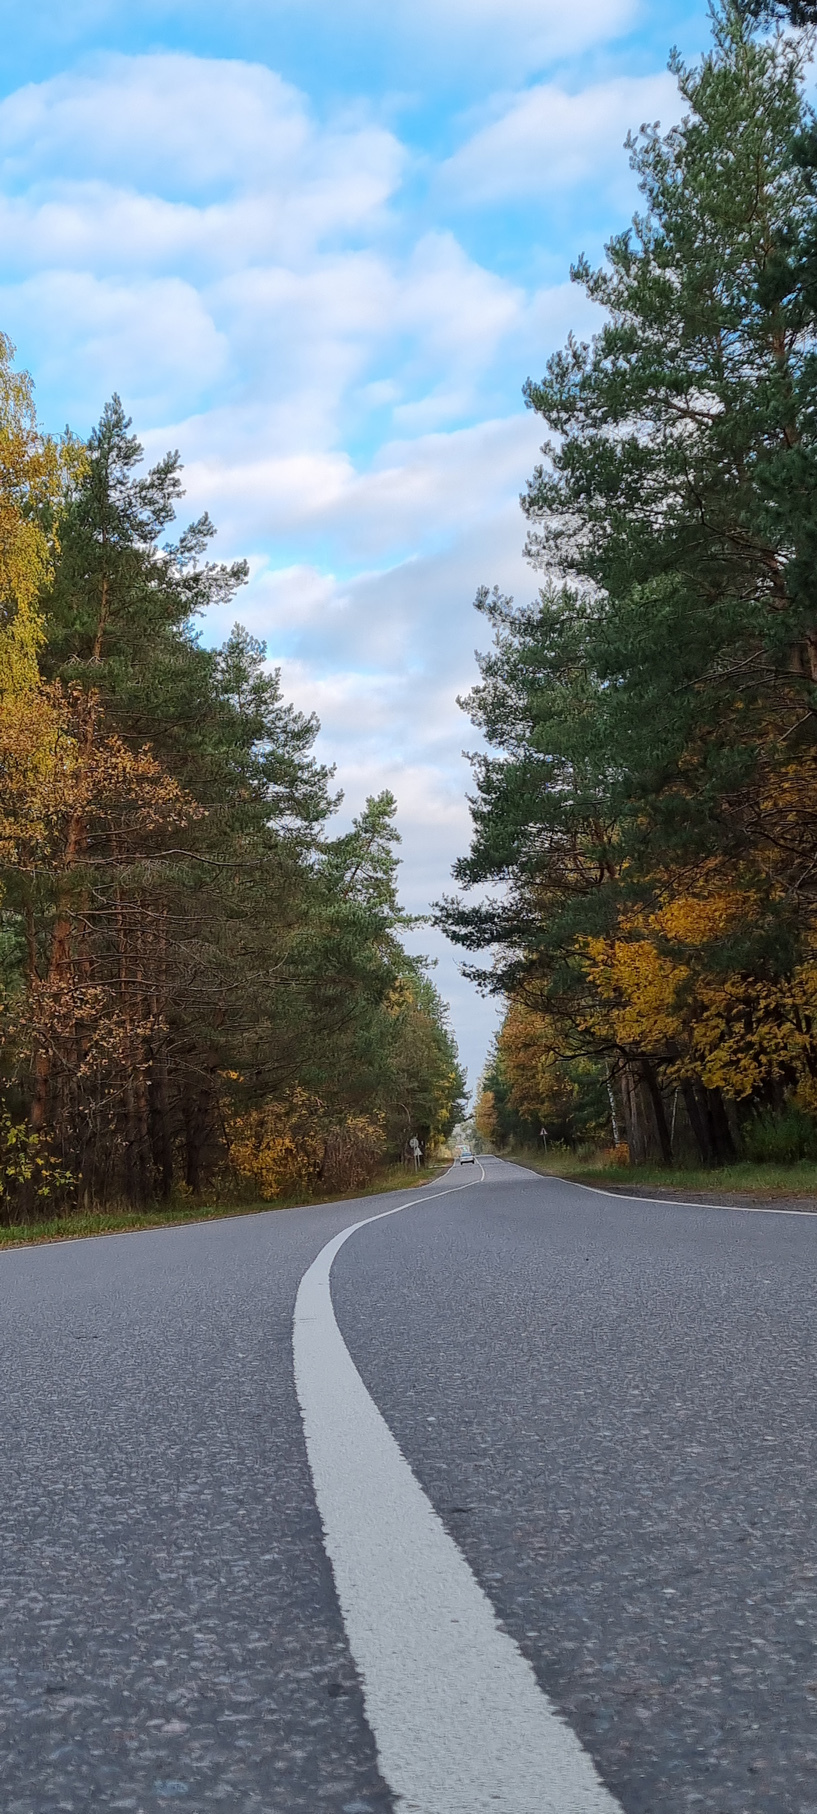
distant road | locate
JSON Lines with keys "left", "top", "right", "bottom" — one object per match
{"left": 2, "top": 1158, "right": 815, "bottom": 1812}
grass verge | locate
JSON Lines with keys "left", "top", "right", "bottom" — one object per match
{"left": 507, "top": 1147, "right": 817, "bottom": 1201}
{"left": 0, "top": 1162, "right": 449, "bottom": 1250}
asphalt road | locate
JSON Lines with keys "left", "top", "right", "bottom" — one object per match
{"left": 2, "top": 1158, "right": 816, "bottom": 1811}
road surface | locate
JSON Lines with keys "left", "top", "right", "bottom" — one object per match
{"left": 1, "top": 1157, "right": 815, "bottom": 1811}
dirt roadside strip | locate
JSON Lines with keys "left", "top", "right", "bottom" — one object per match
{"left": 509, "top": 1155, "right": 817, "bottom": 1215}
{"left": 568, "top": 1180, "right": 817, "bottom": 1213}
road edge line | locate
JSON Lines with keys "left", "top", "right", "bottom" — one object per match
{"left": 525, "top": 1166, "right": 817, "bottom": 1218}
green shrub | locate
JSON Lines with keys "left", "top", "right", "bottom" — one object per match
{"left": 743, "top": 1104, "right": 817, "bottom": 1165}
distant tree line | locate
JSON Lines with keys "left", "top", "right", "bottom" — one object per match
{"left": 440, "top": 4, "right": 817, "bottom": 1167}
{"left": 0, "top": 382, "right": 465, "bottom": 1218}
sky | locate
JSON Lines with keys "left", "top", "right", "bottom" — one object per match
{"left": 0, "top": 0, "right": 712, "bottom": 1095}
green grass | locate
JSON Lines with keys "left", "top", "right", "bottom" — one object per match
{"left": 507, "top": 1147, "right": 817, "bottom": 1200}
{"left": 0, "top": 1161, "right": 449, "bottom": 1250}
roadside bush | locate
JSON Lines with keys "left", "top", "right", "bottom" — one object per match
{"left": 0, "top": 1107, "right": 74, "bottom": 1224}
{"left": 321, "top": 1116, "right": 386, "bottom": 1191}
{"left": 227, "top": 1091, "right": 386, "bottom": 1200}
{"left": 742, "top": 1104, "right": 817, "bottom": 1164}
{"left": 226, "top": 1089, "right": 324, "bottom": 1200}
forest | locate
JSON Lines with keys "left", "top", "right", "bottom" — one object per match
{"left": 441, "top": 5, "right": 817, "bottom": 1169}
{"left": 0, "top": 382, "right": 465, "bottom": 1222}
{"left": 5, "top": 0, "right": 817, "bottom": 1217}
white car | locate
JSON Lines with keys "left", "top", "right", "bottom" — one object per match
{"left": 459, "top": 1147, "right": 475, "bottom": 1164}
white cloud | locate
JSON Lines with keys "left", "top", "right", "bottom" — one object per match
{"left": 441, "top": 72, "right": 681, "bottom": 205}
{"left": 0, "top": 56, "right": 404, "bottom": 299}
{"left": 0, "top": 179, "right": 396, "bottom": 280}
{"left": 0, "top": 53, "right": 403, "bottom": 203}
{"left": 0, "top": 269, "right": 228, "bottom": 419}
{"left": 0, "top": 54, "right": 610, "bottom": 462}
{"left": 177, "top": 413, "right": 542, "bottom": 570}
{"left": 204, "top": 466, "right": 540, "bottom": 782}
{"left": 384, "top": 0, "right": 640, "bottom": 89}
{"left": 0, "top": 59, "right": 549, "bottom": 454}
{"left": 8, "top": 0, "right": 641, "bottom": 92}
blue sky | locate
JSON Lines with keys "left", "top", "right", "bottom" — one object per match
{"left": 0, "top": 0, "right": 712, "bottom": 1092}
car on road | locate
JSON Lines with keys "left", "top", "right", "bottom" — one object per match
{"left": 459, "top": 1147, "right": 475, "bottom": 1164}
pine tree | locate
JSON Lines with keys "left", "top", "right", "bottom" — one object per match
{"left": 440, "top": 5, "right": 817, "bottom": 1162}
{"left": 0, "top": 390, "right": 466, "bottom": 1212}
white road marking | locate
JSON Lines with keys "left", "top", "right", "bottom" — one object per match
{"left": 293, "top": 1166, "right": 622, "bottom": 1814}
{"left": 538, "top": 1169, "right": 817, "bottom": 1217}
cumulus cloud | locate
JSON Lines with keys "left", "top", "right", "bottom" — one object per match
{"left": 7, "top": 0, "right": 641, "bottom": 92}
{"left": 0, "top": 268, "right": 229, "bottom": 420}
{"left": 0, "top": 181, "right": 396, "bottom": 282}
{"left": 0, "top": 58, "right": 553, "bottom": 457}
{"left": 441, "top": 71, "right": 682, "bottom": 206}
{"left": 178, "top": 413, "right": 541, "bottom": 565}
{"left": 392, "top": 0, "right": 640, "bottom": 81}
{"left": 0, "top": 54, "right": 607, "bottom": 456}
{"left": 0, "top": 53, "right": 403, "bottom": 205}
{"left": 205, "top": 481, "right": 539, "bottom": 870}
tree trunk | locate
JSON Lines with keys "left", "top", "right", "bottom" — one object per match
{"left": 115, "top": 886, "right": 153, "bottom": 1203}
{"left": 152, "top": 1050, "right": 174, "bottom": 1198}
{"left": 640, "top": 1057, "right": 673, "bottom": 1165}
{"left": 605, "top": 1063, "right": 620, "bottom": 1146}
{"left": 29, "top": 695, "right": 99, "bottom": 1133}
{"left": 703, "top": 1086, "right": 737, "bottom": 1165}
{"left": 681, "top": 1082, "right": 715, "bottom": 1165}
{"left": 619, "top": 1060, "right": 646, "bottom": 1162}
{"left": 183, "top": 1073, "right": 214, "bottom": 1193}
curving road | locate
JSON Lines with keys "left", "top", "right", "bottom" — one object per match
{"left": 1, "top": 1157, "right": 816, "bottom": 1811}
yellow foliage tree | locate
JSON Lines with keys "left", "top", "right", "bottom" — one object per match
{"left": 498, "top": 997, "right": 580, "bottom": 1127}
{"left": 474, "top": 1088, "right": 497, "bottom": 1145}
{"left": 583, "top": 874, "right": 817, "bottom": 1103}
{"left": 0, "top": 332, "right": 63, "bottom": 698}
{"left": 227, "top": 1088, "right": 387, "bottom": 1200}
